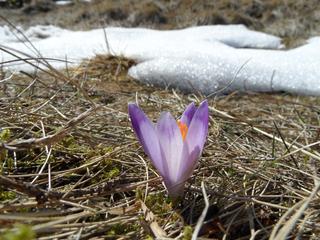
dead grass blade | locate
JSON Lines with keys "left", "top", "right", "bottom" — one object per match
{"left": 269, "top": 180, "right": 320, "bottom": 240}
{"left": 140, "top": 200, "right": 167, "bottom": 239}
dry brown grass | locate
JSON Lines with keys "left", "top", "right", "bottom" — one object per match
{"left": 0, "top": 53, "right": 319, "bottom": 239}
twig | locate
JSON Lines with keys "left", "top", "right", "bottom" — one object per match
{"left": 140, "top": 200, "right": 167, "bottom": 238}
{"left": 192, "top": 181, "right": 209, "bottom": 240}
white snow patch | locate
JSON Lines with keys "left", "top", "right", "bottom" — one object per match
{"left": 55, "top": 0, "right": 91, "bottom": 5}
{"left": 0, "top": 24, "right": 319, "bottom": 96}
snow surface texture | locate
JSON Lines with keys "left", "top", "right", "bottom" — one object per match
{"left": 0, "top": 24, "right": 319, "bottom": 96}
{"left": 54, "top": 0, "right": 91, "bottom": 5}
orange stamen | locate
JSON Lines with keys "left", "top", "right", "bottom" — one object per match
{"left": 177, "top": 120, "right": 188, "bottom": 140}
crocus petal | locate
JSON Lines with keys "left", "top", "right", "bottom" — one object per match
{"left": 128, "top": 103, "right": 166, "bottom": 176}
{"left": 177, "top": 144, "right": 201, "bottom": 185}
{"left": 184, "top": 100, "right": 209, "bottom": 166}
{"left": 156, "top": 112, "right": 184, "bottom": 184}
{"left": 165, "top": 142, "right": 191, "bottom": 196}
{"left": 180, "top": 102, "right": 197, "bottom": 127}
{"left": 186, "top": 100, "right": 209, "bottom": 151}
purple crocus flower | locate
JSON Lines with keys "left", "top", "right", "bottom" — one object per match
{"left": 128, "top": 100, "right": 209, "bottom": 197}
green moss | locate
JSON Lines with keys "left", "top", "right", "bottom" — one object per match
{"left": 6, "top": 158, "right": 14, "bottom": 170}
{"left": 0, "top": 189, "right": 16, "bottom": 201}
{"left": 145, "top": 192, "right": 172, "bottom": 215}
{"left": 105, "top": 223, "right": 139, "bottom": 236}
{"left": 103, "top": 167, "right": 120, "bottom": 179}
{"left": 0, "top": 129, "right": 11, "bottom": 166}
{"left": 225, "top": 167, "right": 236, "bottom": 177}
{"left": 59, "top": 136, "right": 119, "bottom": 187}
{"left": 61, "top": 136, "right": 84, "bottom": 151}
{"left": 96, "top": 163, "right": 120, "bottom": 183}
{"left": 100, "top": 146, "right": 113, "bottom": 155}
{"left": 0, "top": 224, "right": 35, "bottom": 240}
{"left": 87, "top": 146, "right": 113, "bottom": 159}
{"left": 0, "top": 129, "right": 11, "bottom": 141}
{"left": 135, "top": 187, "right": 144, "bottom": 200}
{"left": 145, "top": 235, "right": 154, "bottom": 240}
{"left": 61, "top": 136, "right": 114, "bottom": 160}
{"left": 303, "top": 155, "right": 310, "bottom": 165}
{"left": 100, "top": 155, "right": 120, "bottom": 178}
{"left": 182, "top": 226, "right": 193, "bottom": 240}
{"left": 89, "top": 158, "right": 121, "bottom": 184}
{"left": 59, "top": 135, "right": 105, "bottom": 158}
{"left": 0, "top": 150, "right": 6, "bottom": 169}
